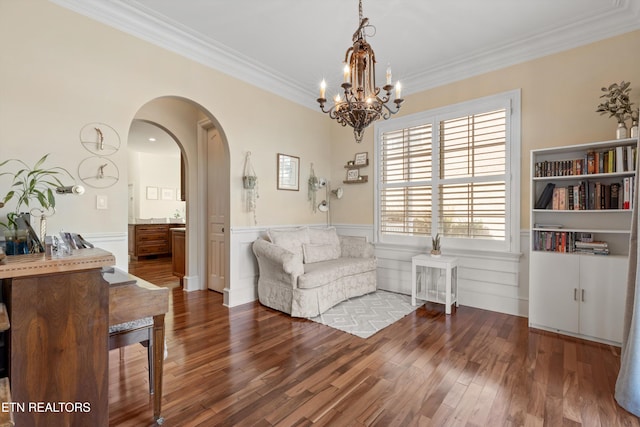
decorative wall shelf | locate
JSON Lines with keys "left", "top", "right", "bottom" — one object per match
{"left": 345, "top": 160, "right": 369, "bottom": 168}
{"left": 344, "top": 175, "right": 368, "bottom": 184}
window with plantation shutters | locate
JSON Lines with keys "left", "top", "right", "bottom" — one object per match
{"left": 375, "top": 90, "right": 520, "bottom": 253}
{"left": 438, "top": 110, "right": 507, "bottom": 240}
{"left": 380, "top": 124, "right": 432, "bottom": 236}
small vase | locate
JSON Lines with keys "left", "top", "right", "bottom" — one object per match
{"left": 4, "top": 229, "right": 28, "bottom": 255}
{"left": 631, "top": 121, "right": 638, "bottom": 139}
{"left": 616, "top": 121, "right": 628, "bottom": 139}
{"left": 430, "top": 250, "right": 441, "bottom": 258}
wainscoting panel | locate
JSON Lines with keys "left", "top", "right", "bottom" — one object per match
{"left": 229, "top": 225, "right": 531, "bottom": 318}
{"left": 83, "top": 232, "right": 128, "bottom": 271}
{"left": 335, "top": 225, "right": 530, "bottom": 318}
{"left": 228, "top": 224, "right": 326, "bottom": 308}
{"left": 228, "top": 227, "right": 262, "bottom": 308}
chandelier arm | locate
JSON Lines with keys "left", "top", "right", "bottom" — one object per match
{"left": 344, "top": 47, "right": 353, "bottom": 64}
{"left": 380, "top": 107, "right": 392, "bottom": 120}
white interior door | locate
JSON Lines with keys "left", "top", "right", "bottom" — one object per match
{"left": 207, "top": 127, "right": 226, "bottom": 292}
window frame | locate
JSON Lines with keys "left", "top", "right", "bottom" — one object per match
{"left": 374, "top": 89, "right": 521, "bottom": 254}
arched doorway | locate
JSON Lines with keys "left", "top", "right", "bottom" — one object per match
{"left": 128, "top": 96, "right": 230, "bottom": 295}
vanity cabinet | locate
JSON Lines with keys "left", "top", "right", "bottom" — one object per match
{"left": 171, "top": 228, "right": 185, "bottom": 279}
{"left": 129, "top": 224, "right": 182, "bottom": 259}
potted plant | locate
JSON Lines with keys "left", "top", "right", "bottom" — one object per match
{"left": 596, "top": 81, "right": 635, "bottom": 139}
{"left": 431, "top": 233, "right": 441, "bottom": 257}
{"left": 0, "top": 154, "right": 74, "bottom": 254}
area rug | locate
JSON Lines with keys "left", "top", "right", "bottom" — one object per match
{"left": 308, "top": 290, "right": 419, "bottom": 339}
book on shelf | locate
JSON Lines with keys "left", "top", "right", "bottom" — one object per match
{"left": 534, "top": 183, "right": 555, "bottom": 209}
{"left": 532, "top": 231, "right": 609, "bottom": 255}
{"left": 575, "top": 240, "right": 608, "bottom": 248}
{"left": 533, "top": 223, "right": 563, "bottom": 229}
{"left": 533, "top": 145, "right": 637, "bottom": 178}
{"left": 574, "top": 240, "right": 610, "bottom": 255}
{"left": 623, "top": 177, "right": 635, "bottom": 210}
{"left": 541, "top": 180, "right": 632, "bottom": 210}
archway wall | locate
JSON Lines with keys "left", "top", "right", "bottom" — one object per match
{"left": 0, "top": 0, "right": 333, "bottom": 275}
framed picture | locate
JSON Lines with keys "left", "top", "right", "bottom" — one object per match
{"left": 346, "top": 168, "right": 359, "bottom": 181}
{"left": 354, "top": 152, "right": 368, "bottom": 166}
{"left": 146, "top": 186, "right": 158, "bottom": 200}
{"left": 277, "top": 153, "right": 300, "bottom": 191}
{"left": 161, "top": 188, "right": 175, "bottom": 200}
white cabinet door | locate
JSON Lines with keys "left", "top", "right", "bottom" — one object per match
{"left": 579, "top": 256, "right": 627, "bottom": 343}
{"left": 529, "top": 251, "right": 580, "bottom": 334}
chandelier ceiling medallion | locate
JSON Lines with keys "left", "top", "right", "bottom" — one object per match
{"left": 317, "top": 0, "right": 404, "bottom": 143}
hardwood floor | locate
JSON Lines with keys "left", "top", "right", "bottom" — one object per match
{"left": 110, "top": 259, "right": 639, "bottom": 426}
{"left": 129, "top": 256, "right": 182, "bottom": 288}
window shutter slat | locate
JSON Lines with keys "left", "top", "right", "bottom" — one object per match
{"left": 379, "top": 106, "right": 508, "bottom": 243}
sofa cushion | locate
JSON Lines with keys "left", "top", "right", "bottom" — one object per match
{"left": 303, "top": 243, "right": 340, "bottom": 264}
{"left": 298, "top": 257, "right": 377, "bottom": 289}
{"left": 304, "top": 227, "right": 341, "bottom": 263}
{"left": 268, "top": 227, "right": 309, "bottom": 259}
{"left": 339, "top": 235, "right": 373, "bottom": 258}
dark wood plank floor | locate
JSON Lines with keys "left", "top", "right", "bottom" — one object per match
{"left": 109, "top": 258, "right": 639, "bottom": 426}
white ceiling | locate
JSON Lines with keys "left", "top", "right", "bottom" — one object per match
{"left": 128, "top": 120, "right": 180, "bottom": 155}
{"left": 52, "top": 0, "right": 640, "bottom": 111}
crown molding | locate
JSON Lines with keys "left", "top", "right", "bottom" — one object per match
{"left": 403, "top": 0, "right": 640, "bottom": 94}
{"left": 50, "top": 0, "right": 640, "bottom": 110}
{"left": 49, "top": 0, "right": 317, "bottom": 108}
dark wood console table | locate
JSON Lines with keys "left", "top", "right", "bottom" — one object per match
{"left": 0, "top": 249, "right": 115, "bottom": 427}
{"left": 0, "top": 249, "right": 169, "bottom": 426}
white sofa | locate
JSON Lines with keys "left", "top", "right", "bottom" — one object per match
{"left": 252, "top": 227, "right": 377, "bottom": 317}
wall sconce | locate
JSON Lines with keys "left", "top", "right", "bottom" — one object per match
{"left": 318, "top": 200, "right": 329, "bottom": 212}
{"left": 56, "top": 185, "right": 85, "bottom": 195}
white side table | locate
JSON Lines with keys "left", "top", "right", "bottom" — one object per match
{"left": 411, "top": 254, "right": 458, "bottom": 314}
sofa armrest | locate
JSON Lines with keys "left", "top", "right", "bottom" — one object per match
{"left": 252, "top": 238, "right": 304, "bottom": 287}
{"left": 339, "top": 235, "right": 375, "bottom": 258}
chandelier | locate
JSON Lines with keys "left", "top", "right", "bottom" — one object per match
{"left": 316, "top": 0, "right": 404, "bottom": 143}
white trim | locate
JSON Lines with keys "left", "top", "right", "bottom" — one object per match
{"left": 49, "top": 0, "right": 313, "bottom": 108}
{"left": 82, "top": 231, "right": 128, "bottom": 271}
{"left": 402, "top": 0, "right": 640, "bottom": 95}
{"left": 374, "top": 90, "right": 521, "bottom": 253}
{"left": 49, "top": 0, "right": 640, "bottom": 109}
{"left": 229, "top": 223, "right": 531, "bottom": 316}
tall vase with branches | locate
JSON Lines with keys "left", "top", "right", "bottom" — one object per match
{"left": 596, "top": 81, "right": 635, "bottom": 139}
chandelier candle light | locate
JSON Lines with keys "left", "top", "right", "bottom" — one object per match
{"left": 317, "top": 0, "right": 404, "bottom": 143}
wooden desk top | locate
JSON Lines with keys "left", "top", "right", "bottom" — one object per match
{"left": 0, "top": 248, "right": 115, "bottom": 279}
{"left": 105, "top": 268, "right": 169, "bottom": 326}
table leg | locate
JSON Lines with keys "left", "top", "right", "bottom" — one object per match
{"left": 411, "top": 261, "right": 417, "bottom": 306}
{"left": 152, "top": 314, "right": 165, "bottom": 424}
{"left": 454, "top": 267, "right": 459, "bottom": 307}
{"left": 445, "top": 267, "right": 452, "bottom": 315}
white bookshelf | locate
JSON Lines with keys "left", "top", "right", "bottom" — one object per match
{"left": 529, "top": 137, "right": 637, "bottom": 345}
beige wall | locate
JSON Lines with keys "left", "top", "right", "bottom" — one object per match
{"left": 330, "top": 30, "right": 640, "bottom": 228}
{"left": 2, "top": 0, "right": 639, "bottom": 252}
{"left": 0, "top": 0, "right": 331, "bottom": 255}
